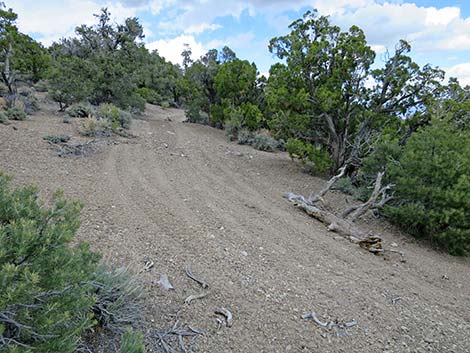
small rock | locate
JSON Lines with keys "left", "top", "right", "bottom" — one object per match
{"left": 391, "top": 242, "right": 398, "bottom": 247}
{"left": 424, "top": 337, "right": 435, "bottom": 344}
{"left": 240, "top": 251, "right": 248, "bottom": 257}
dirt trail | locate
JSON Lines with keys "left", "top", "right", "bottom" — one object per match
{"left": 1, "top": 102, "right": 469, "bottom": 352}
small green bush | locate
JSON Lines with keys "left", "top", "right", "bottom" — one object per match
{"left": 225, "top": 109, "right": 243, "bottom": 141}
{"left": 331, "top": 177, "right": 355, "bottom": 195}
{"left": 383, "top": 120, "right": 470, "bottom": 255}
{"left": 240, "top": 103, "right": 263, "bottom": 131}
{"left": 98, "top": 103, "right": 132, "bottom": 130}
{"left": 66, "top": 103, "right": 95, "bottom": 118}
{"left": 0, "top": 172, "right": 144, "bottom": 351}
{"left": 43, "top": 134, "right": 71, "bottom": 144}
{"left": 0, "top": 111, "right": 8, "bottom": 124}
{"left": 5, "top": 107, "right": 27, "bottom": 121}
{"left": 285, "top": 138, "right": 332, "bottom": 174}
{"left": 0, "top": 172, "right": 99, "bottom": 352}
{"left": 120, "top": 329, "right": 146, "bottom": 353}
{"left": 136, "top": 87, "right": 160, "bottom": 105}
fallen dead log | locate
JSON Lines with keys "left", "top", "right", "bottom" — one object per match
{"left": 284, "top": 192, "right": 383, "bottom": 254}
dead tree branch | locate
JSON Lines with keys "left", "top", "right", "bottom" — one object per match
{"left": 341, "top": 172, "right": 394, "bottom": 221}
{"left": 308, "top": 165, "right": 347, "bottom": 204}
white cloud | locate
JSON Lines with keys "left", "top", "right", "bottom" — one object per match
{"left": 446, "top": 63, "right": 470, "bottom": 86}
{"left": 184, "top": 23, "right": 221, "bottom": 35}
{"left": 146, "top": 34, "right": 207, "bottom": 65}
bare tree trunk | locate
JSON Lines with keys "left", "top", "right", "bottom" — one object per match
{"left": 1, "top": 43, "right": 16, "bottom": 95}
{"left": 284, "top": 192, "right": 383, "bottom": 253}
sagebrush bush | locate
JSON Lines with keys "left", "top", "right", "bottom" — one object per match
{"left": 237, "top": 129, "right": 255, "bottom": 145}
{"left": 5, "top": 107, "right": 27, "bottom": 121}
{"left": 0, "top": 172, "right": 144, "bottom": 351}
{"left": 18, "top": 92, "right": 40, "bottom": 114}
{"left": 43, "top": 134, "right": 71, "bottom": 144}
{"left": 251, "top": 133, "right": 279, "bottom": 151}
{"left": 66, "top": 102, "right": 95, "bottom": 118}
{"left": 384, "top": 120, "right": 470, "bottom": 255}
{"left": 79, "top": 116, "right": 111, "bottom": 137}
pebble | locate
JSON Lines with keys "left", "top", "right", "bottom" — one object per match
{"left": 241, "top": 250, "right": 248, "bottom": 257}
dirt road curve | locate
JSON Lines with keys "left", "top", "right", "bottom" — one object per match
{"left": 1, "top": 102, "right": 469, "bottom": 352}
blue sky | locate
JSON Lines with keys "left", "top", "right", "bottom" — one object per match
{"left": 7, "top": 0, "right": 470, "bottom": 84}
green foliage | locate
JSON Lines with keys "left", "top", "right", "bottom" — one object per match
{"left": 97, "top": 103, "right": 132, "bottom": 130}
{"left": 120, "top": 329, "right": 145, "bottom": 353}
{"left": 66, "top": 102, "right": 95, "bottom": 118}
{"left": 384, "top": 120, "right": 470, "bottom": 255}
{"left": 0, "top": 172, "right": 99, "bottom": 352}
{"left": 0, "top": 111, "right": 7, "bottom": 124}
{"left": 136, "top": 87, "right": 160, "bottom": 105}
{"left": 239, "top": 103, "right": 262, "bottom": 131}
{"left": 0, "top": 173, "right": 144, "bottom": 351}
{"left": 267, "top": 10, "right": 443, "bottom": 173}
{"left": 43, "top": 134, "right": 71, "bottom": 144}
{"left": 285, "top": 138, "right": 332, "bottom": 174}
{"left": 5, "top": 106, "right": 26, "bottom": 120}
{"left": 331, "top": 177, "right": 355, "bottom": 195}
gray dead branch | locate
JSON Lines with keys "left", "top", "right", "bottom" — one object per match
{"left": 284, "top": 166, "right": 394, "bottom": 254}
{"left": 302, "top": 311, "right": 357, "bottom": 337}
{"left": 57, "top": 140, "right": 99, "bottom": 157}
{"left": 184, "top": 265, "right": 209, "bottom": 289}
{"left": 184, "top": 292, "right": 209, "bottom": 305}
{"left": 153, "top": 320, "right": 204, "bottom": 353}
{"left": 214, "top": 307, "right": 233, "bottom": 328}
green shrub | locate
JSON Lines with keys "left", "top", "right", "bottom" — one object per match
{"left": 66, "top": 103, "right": 95, "bottom": 118}
{"left": 240, "top": 103, "right": 263, "bottom": 131}
{"left": 332, "top": 177, "right": 355, "bottom": 195}
{"left": 136, "top": 87, "right": 160, "bottom": 105}
{"left": 98, "top": 103, "right": 132, "bottom": 130}
{"left": 43, "top": 134, "right": 71, "bottom": 144}
{"left": 224, "top": 108, "right": 243, "bottom": 141}
{"left": 285, "top": 138, "right": 332, "bottom": 174}
{"left": 0, "top": 172, "right": 99, "bottom": 352}
{"left": 384, "top": 120, "right": 470, "bottom": 255}
{"left": 120, "top": 329, "right": 146, "bottom": 353}
{"left": 5, "top": 107, "right": 27, "bottom": 121}
{"left": 160, "top": 101, "right": 170, "bottom": 109}
{"left": 209, "top": 104, "right": 226, "bottom": 128}
{"left": 0, "top": 172, "right": 144, "bottom": 351}
{"left": 0, "top": 111, "right": 8, "bottom": 124}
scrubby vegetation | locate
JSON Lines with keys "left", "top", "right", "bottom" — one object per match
{"left": 0, "top": 1, "right": 468, "bottom": 261}
{"left": 0, "top": 172, "right": 144, "bottom": 351}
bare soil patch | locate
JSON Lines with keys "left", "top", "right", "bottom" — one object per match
{"left": 1, "top": 100, "right": 469, "bottom": 352}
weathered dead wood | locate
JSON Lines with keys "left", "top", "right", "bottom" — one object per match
{"left": 184, "top": 265, "right": 209, "bottom": 289}
{"left": 308, "top": 165, "right": 347, "bottom": 204}
{"left": 284, "top": 192, "right": 383, "bottom": 253}
{"left": 341, "top": 172, "right": 393, "bottom": 221}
